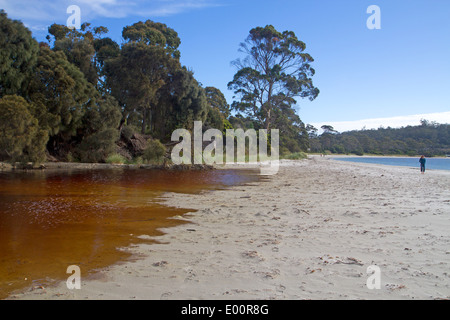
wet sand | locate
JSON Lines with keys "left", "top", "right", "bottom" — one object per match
{"left": 7, "top": 157, "right": 450, "bottom": 300}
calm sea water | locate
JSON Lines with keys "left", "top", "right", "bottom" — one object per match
{"left": 332, "top": 157, "right": 450, "bottom": 171}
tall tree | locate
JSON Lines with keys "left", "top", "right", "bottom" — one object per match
{"left": 0, "top": 10, "right": 39, "bottom": 97}
{"left": 28, "top": 44, "right": 121, "bottom": 160}
{"left": 47, "top": 23, "right": 111, "bottom": 87}
{"left": 205, "top": 86, "right": 231, "bottom": 118}
{"left": 156, "top": 67, "right": 208, "bottom": 138}
{"left": 228, "top": 25, "right": 319, "bottom": 131}
{"left": 321, "top": 125, "right": 338, "bottom": 134}
{"left": 105, "top": 42, "right": 180, "bottom": 134}
{"left": 105, "top": 20, "right": 206, "bottom": 137}
{"left": 122, "top": 20, "right": 181, "bottom": 58}
{"left": 204, "top": 86, "right": 231, "bottom": 132}
{"left": 28, "top": 45, "right": 93, "bottom": 138}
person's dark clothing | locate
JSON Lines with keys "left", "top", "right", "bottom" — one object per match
{"left": 419, "top": 157, "right": 426, "bottom": 172}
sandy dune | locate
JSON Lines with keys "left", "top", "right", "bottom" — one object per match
{"left": 8, "top": 157, "right": 450, "bottom": 300}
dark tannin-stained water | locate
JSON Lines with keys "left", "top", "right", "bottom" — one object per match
{"left": 0, "top": 168, "right": 260, "bottom": 299}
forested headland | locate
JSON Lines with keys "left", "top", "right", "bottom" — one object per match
{"left": 308, "top": 120, "right": 450, "bottom": 157}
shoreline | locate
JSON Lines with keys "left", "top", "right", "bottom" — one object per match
{"left": 2, "top": 153, "right": 448, "bottom": 173}
{"left": 325, "top": 155, "right": 450, "bottom": 174}
{"left": 6, "top": 158, "right": 450, "bottom": 300}
{"left": 0, "top": 162, "right": 214, "bottom": 172}
{"left": 326, "top": 154, "right": 450, "bottom": 160}
{"left": 310, "top": 153, "right": 450, "bottom": 159}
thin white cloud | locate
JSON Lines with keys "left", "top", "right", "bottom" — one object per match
{"left": 0, "top": 0, "right": 220, "bottom": 40}
{"left": 0, "top": 0, "right": 220, "bottom": 22}
{"left": 140, "top": 0, "right": 221, "bottom": 16}
{"left": 311, "top": 111, "right": 450, "bottom": 133}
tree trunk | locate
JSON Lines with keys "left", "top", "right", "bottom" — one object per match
{"left": 265, "top": 81, "right": 273, "bottom": 131}
{"left": 266, "top": 108, "right": 271, "bottom": 131}
{"left": 141, "top": 108, "right": 147, "bottom": 134}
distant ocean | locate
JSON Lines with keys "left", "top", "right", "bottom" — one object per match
{"left": 332, "top": 156, "right": 450, "bottom": 171}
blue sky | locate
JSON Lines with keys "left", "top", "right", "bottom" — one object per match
{"left": 1, "top": 0, "right": 449, "bottom": 132}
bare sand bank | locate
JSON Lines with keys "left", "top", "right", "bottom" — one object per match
{"left": 7, "top": 157, "right": 450, "bottom": 300}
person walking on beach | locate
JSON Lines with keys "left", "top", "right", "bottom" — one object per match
{"left": 419, "top": 155, "right": 426, "bottom": 174}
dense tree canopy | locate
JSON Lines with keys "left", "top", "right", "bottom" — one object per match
{"left": 105, "top": 20, "right": 208, "bottom": 139}
{"left": 0, "top": 12, "right": 123, "bottom": 163}
{"left": 0, "top": 95, "right": 47, "bottom": 163}
{"left": 122, "top": 20, "right": 181, "bottom": 59}
{"left": 0, "top": 12, "right": 213, "bottom": 164}
{"left": 0, "top": 10, "right": 39, "bottom": 97}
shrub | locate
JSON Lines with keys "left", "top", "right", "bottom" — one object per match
{"left": 106, "top": 153, "right": 126, "bottom": 164}
{"left": 74, "top": 128, "right": 119, "bottom": 163}
{"left": 0, "top": 95, "right": 48, "bottom": 164}
{"left": 142, "top": 139, "right": 166, "bottom": 163}
{"left": 120, "top": 125, "right": 140, "bottom": 141}
{"left": 282, "top": 152, "right": 308, "bottom": 160}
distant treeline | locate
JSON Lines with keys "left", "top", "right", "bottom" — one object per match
{"left": 308, "top": 120, "right": 450, "bottom": 157}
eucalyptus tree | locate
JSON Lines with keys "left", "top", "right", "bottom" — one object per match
{"left": 156, "top": 67, "right": 208, "bottom": 139}
{"left": 47, "top": 23, "right": 112, "bottom": 87}
{"left": 105, "top": 20, "right": 207, "bottom": 138}
{"left": 205, "top": 86, "right": 231, "bottom": 119}
{"left": 105, "top": 20, "right": 182, "bottom": 134}
{"left": 0, "top": 10, "right": 39, "bottom": 97}
{"left": 105, "top": 41, "right": 180, "bottom": 134}
{"left": 29, "top": 44, "right": 121, "bottom": 161}
{"left": 228, "top": 25, "right": 319, "bottom": 132}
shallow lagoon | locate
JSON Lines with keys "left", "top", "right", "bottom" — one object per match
{"left": 0, "top": 168, "right": 259, "bottom": 299}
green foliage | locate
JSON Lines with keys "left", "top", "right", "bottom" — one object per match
{"left": 47, "top": 24, "right": 71, "bottom": 41}
{"left": 122, "top": 20, "right": 181, "bottom": 59}
{"left": 93, "top": 37, "right": 120, "bottom": 71}
{"left": 0, "top": 10, "right": 39, "bottom": 97}
{"left": 281, "top": 152, "right": 308, "bottom": 160}
{"left": 74, "top": 128, "right": 119, "bottom": 163}
{"left": 81, "top": 94, "right": 122, "bottom": 136}
{"left": 142, "top": 139, "right": 166, "bottom": 163}
{"left": 204, "top": 86, "right": 231, "bottom": 133}
{"left": 120, "top": 125, "right": 140, "bottom": 141}
{"left": 205, "top": 106, "right": 224, "bottom": 131}
{"left": 223, "top": 119, "right": 233, "bottom": 131}
{"left": 28, "top": 45, "right": 93, "bottom": 137}
{"left": 105, "top": 42, "right": 180, "bottom": 135}
{"left": 105, "top": 20, "right": 184, "bottom": 138}
{"left": 27, "top": 43, "right": 121, "bottom": 160}
{"left": 226, "top": 25, "right": 318, "bottom": 154}
{"left": 228, "top": 25, "right": 319, "bottom": 131}
{"left": 106, "top": 153, "right": 126, "bottom": 164}
{"left": 205, "top": 86, "right": 231, "bottom": 118}
{"left": 153, "top": 67, "right": 208, "bottom": 138}
{"left": 0, "top": 95, "right": 48, "bottom": 163}
{"left": 48, "top": 23, "right": 115, "bottom": 87}
{"left": 228, "top": 111, "right": 309, "bottom": 154}
{"left": 0, "top": 14, "right": 232, "bottom": 164}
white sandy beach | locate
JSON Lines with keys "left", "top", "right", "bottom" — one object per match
{"left": 7, "top": 157, "right": 450, "bottom": 300}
